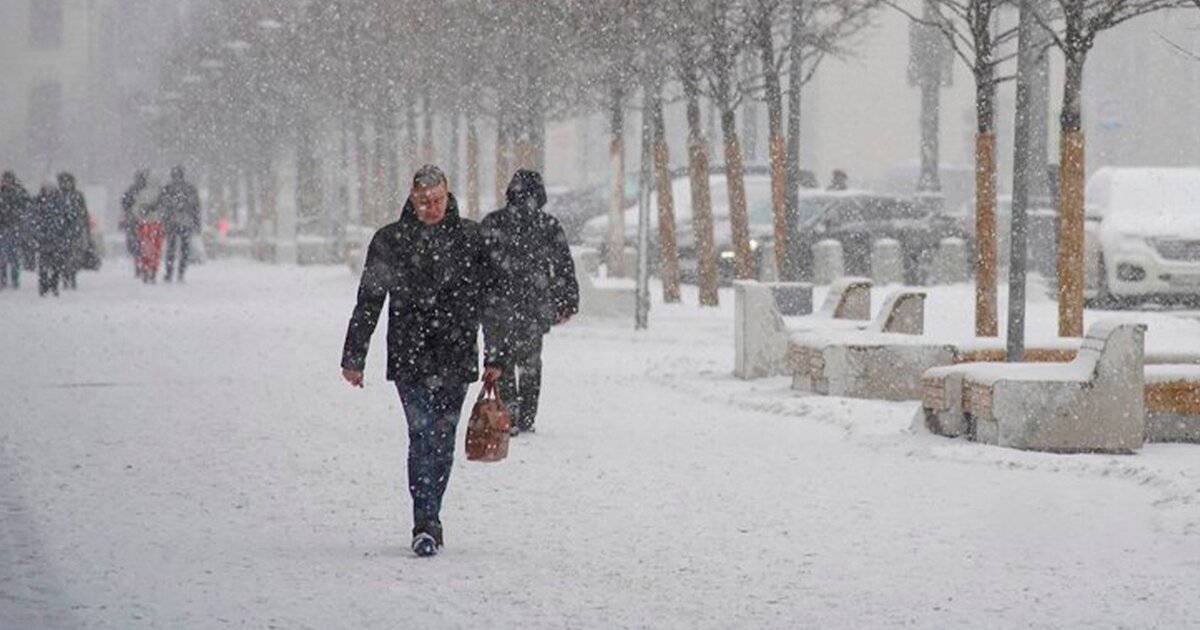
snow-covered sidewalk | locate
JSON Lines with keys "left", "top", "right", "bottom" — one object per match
{"left": 2, "top": 260, "right": 1198, "bottom": 629}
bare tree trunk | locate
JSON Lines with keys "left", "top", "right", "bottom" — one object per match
{"left": 683, "top": 56, "right": 719, "bottom": 306}
{"left": 1057, "top": 52, "right": 1087, "bottom": 338}
{"left": 494, "top": 110, "right": 510, "bottom": 212}
{"left": 758, "top": 18, "right": 788, "bottom": 280}
{"left": 371, "top": 109, "right": 387, "bottom": 227}
{"left": 975, "top": 73, "right": 999, "bottom": 337}
{"left": 607, "top": 88, "right": 627, "bottom": 277}
{"left": 405, "top": 99, "right": 419, "bottom": 181}
{"left": 353, "top": 112, "right": 370, "bottom": 226}
{"left": 466, "top": 109, "right": 481, "bottom": 220}
{"left": 785, "top": 1, "right": 806, "bottom": 281}
{"left": 421, "top": 97, "right": 435, "bottom": 165}
{"left": 448, "top": 110, "right": 460, "bottom": 195}
{"left": 651, "top": 82, "right": 681, "bottom": 303}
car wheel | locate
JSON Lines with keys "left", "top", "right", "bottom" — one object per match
{"left": 1090, "top": 256, "right": 1131, "bottom": 310}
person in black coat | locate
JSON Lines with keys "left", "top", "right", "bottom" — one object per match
{"left": 56, "top": 173, "right": 90, "bottom": 290}
{"left": 120, "top": 170, "right": 149, "bottom": 272}
{"left": 0, "top": 171, "right": 30, "bottom": 290}
{"left": 33, "top": 184, "right": 70, "bottom": 297}
{"left": 159, "top": 165, "right": 201, "bottom": 282}
{"left": 481, "top": 169, "right": 580, "bottom": 435}
{"left": 340, "top": 165, "right": 503, "bottom": 557}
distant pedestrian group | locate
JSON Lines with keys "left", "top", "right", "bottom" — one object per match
{"left": 0, "top": 170, "right": 99, "bottom": 297}
{"left": 120, "top": 165, "right": 200, "bottom": 283}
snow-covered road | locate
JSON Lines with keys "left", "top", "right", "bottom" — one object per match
{"left": 2, "top": 260, "right": 1198, "bottom": 629}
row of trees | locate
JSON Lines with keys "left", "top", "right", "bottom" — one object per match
{"left": 153, "top": 0, "right": 880, "bottom": 306}
{"left": 154, "top": 0, "right": 1195, "bottom": 325}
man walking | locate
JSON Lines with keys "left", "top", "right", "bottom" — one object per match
{"left": 56, "top": 173, "right": 90, "bottom": 290}
{"left": 340, "top": 165, "right": 502, "bottom": 558}
{"left": 481, "top": 169, "right": 579, "bottom": 435}
{"left": 160, "top": 165, "right": 201, "bottom": 283}
{"left": 0, "top": 172, "right": 29, "bottom": 290}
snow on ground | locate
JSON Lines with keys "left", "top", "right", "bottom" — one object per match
{"left": 2, "top": 260, "right": 1199, "bottom": 629}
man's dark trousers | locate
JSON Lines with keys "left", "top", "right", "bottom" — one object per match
{"left": 164, "top": 228, "right": 192, "bottom": 281}
{"left": 497, "top": 336, "right": 543, "bottom": 432}
{"left": 395, "top": 380, "right": 469, "bottom": 530}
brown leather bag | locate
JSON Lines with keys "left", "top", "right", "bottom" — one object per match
{"left": 465, "top": 382, "right": 511, "bottom": 462}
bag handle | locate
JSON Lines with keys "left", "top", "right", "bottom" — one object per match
{"left": 477, "top": 379, "right": 504, "bottom": 406}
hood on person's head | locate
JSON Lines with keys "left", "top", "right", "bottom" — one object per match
{"left": 135, "top": 169, "right": 149, "bottom": 186}
{"left": 1, "top": 171, "right": 15, "bottom": 186}
{"left": 57, "top": 172, "right": 75, "bottom": 191}
{"left": 505, "top": 169, "right": 547, "bottom": 212}
{"left": 171, "top": 165, "right": 185, "bottom": 182}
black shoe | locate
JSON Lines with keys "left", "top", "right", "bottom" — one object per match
{"left": 164, "top": 274, "right": 173, "bottom": 283}
{"left": 411, "top": 533, "right": 437, "bottom": 557}
{"left": 411, "top": 522, "right": 443, "bottom": 556}
{"left": 509, "top": 425, "right": 520, "bottom": 437}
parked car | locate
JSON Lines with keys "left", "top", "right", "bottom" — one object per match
{"left": 955, "top": 195, "right": 1057, "bottom": 278}
{"left": 1084, "top": 167, "right": 1200, "bottom": 306}
{"left": 542, "top": 184, "right": 609, "bottom": 245}
{"left": 579, "top": 171, "right": 780, "bottom": 283}
{"left": 791, "top": 191, "right": 970, "bottom": 284}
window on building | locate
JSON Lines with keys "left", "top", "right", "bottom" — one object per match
{"left": 30, "top": 0, "right": 64, "bottom": 50}
{"left": 28, "top": 83, "right": 63, "bottom": 162}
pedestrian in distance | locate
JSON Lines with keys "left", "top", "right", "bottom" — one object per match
{"left": 134, "top": 174, "right": 165, "bottom": 283}
{"left": 33, "top": 183, "right": 70, "bottom": 297}
{"left": 120, "top": 170, "right": 150, "bottom": 276}
{"left": 0, "top": 171, "right": 30, "bottom": 290}
{"left": 340, "top": 165, "right": 505, "bottom": 558}
{"left": 828, "top": 169, "right": 849, "bottom": 191}
{"left": 159, "top": 165, "right": 201, "bottom": 283}
{"left": 481, "top": 169, "right": 579, "bottom": 436}
{"left": 56, "top": 173, "right": 90, "bottom": 290}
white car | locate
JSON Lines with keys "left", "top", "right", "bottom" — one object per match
{"left": 1085, "top": 167, "right": 1200, "bottom": 305}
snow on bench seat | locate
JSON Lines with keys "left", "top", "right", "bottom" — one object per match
{"left": 735, "top": 278, "right": 869, "bottom": 379}
{"left": 920, "top": 320, "right": 1147, "bottom": 453}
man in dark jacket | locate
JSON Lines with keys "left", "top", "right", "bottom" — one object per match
{"left": 56, "top": 173, "right": 90, "bottom": 290}
{"left": 481, "top": 169, "right": 580, "bottom": 435}
{"left": 0, "top": 171, "right": 29, "bottom": 290}
{"left": 340, "top": 165, "right": 502, "bottom": 558}
{"left": 159, "top": 165, "right": 201, "bottom": 282}
{"left": 33, "top": 184, "right": 70, "bottom": 297}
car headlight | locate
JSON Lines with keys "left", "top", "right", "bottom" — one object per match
{"left": 749, "top": 239, "right": 760, "bottom": 251}
{"left": 719, "top": 250, "right": 736, "bottom": 260}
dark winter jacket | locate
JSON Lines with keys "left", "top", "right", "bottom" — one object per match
{"left": 342, "top": 194, "right": 502, "bottom": 385}
{"left": 33, "top": 190, "right": 72, "bottom": 253}
{"left": 59, "top": 187, "right": 90, "bottom": 245}
{"left": 481, "top": 170, "right": 579, "bottom": 365}
{"left": 0, "top": 178, "right": 30, "bottom": 236}
{"left": 159, "top": 179, "right": 201, "bottom": 232}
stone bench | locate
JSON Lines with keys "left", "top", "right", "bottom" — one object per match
{"left": 920, "top": 321, "right": 1147, "bottom": 453}
{"left": 1143, "top": 366, "right": 1200, "bottom": 442}
{"left": 734, "top": 277, "right": 866, "bottom": 379}
{"left": 572, "top": 247, "right": 636, "bottom": 319}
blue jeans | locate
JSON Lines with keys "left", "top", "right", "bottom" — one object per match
{"left": 395, "top": 380, "right": 468, "bottom": 529}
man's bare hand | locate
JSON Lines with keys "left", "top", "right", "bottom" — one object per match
{"left": 342, "top": 368, "right": 364, "bottom": 388}
{"left": 556, "top": 314, "right": 572, "bottom": 325}
{"left": 482, "top": 367, "right": 502, "bottom": 384}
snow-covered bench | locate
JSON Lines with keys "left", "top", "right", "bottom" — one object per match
{"left": 734, "top": 280, "right": 816, "bottom": 378}
{"left": 1142, "top": 366, "right": 1200, "bottom": 442}
{"left": 787, "top": 290, "right": 946, "bottom": 401}
{"left": 734, "top": 277, "right": 870, "bottom": 379}
{"left": 572, "top": 247, "right": 636, "bottom": 319}
{"left": 920, "top": 321, "right": 1147, "bottom": 453}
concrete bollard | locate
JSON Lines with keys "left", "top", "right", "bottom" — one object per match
{"left": 932, "top": 237, "right": 969, "bottom": 284}
{"left": 813, "top": 239, "right": 844, "bottom": 285}
{"left": 758, "top": 243, "right": 778, "bottom": 282}
{"left": 871, "top": 238, "right": 903, "bottom": 285}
